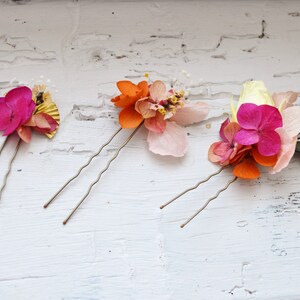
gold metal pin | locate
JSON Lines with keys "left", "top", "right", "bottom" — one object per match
{"left": 0, "top": 136, "right": 8, "bottom": 155}
{"left": 180, "top": 176, "right": 237, "bottom": 228}
{"left": 62, "top": 122, "right": 143, "bottom": 225}
{"left": 160, "top": 165, "right": 237, "bottom": 228}
{"left": 0, "top": 138, "right": 21, "bottom": 201}
{"left": 160, "top": 167, "right": 225, "bottom": 210}
{"left": 43, "top": 126, "right": 122, "bottom": 209}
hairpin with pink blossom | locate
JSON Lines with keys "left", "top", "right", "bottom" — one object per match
{"left": 0, "top": 85, "right": 60, "bottom": 199}
{"left": 43, "top": 78, "right": 209, "bottom": 224}
{"left": 160, "top": 81, "right": 300, "bottom": 228}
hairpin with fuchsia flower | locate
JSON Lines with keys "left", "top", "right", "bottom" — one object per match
{"left": 43, "top": 78, "right": 209, "bottom": 224}
{"left": 160, "top": 81, "right": 300, "bottom": 228}
{"left": 0, "top": 85, "right": 60, "bottom": 199}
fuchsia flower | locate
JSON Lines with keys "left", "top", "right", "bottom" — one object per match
{"left": 0, "top": 85, "right": 60, "bottom": 143}
{"left": 135, "top": 80, "right": 209, "bottom": 157}
{"left": 234, "top": 103, "right": 283, "bottom": 156}
{"left": 0, "top": 87, "right": 35, "bottom": 136}
{"left": 209, "top": 81, "right": 300, "bottom": 179}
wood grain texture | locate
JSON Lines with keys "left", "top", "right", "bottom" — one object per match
{"left": 0, "top": 0, "right": 300, "bottom": 299}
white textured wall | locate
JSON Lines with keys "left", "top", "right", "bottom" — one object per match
{"left": 1, "top": 0, "right": 300, "bottom": 299}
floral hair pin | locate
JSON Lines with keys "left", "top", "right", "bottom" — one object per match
{"left": 160, "top": 81, "right": 300, "bottom": 227}
{"left": 43, "top": 79, "right": 209, "bottom": 224}
{"left": 0, "top": 85, "right": 60, "bottom": 198}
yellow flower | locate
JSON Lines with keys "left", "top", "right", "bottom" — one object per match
{"left": 231, "top": 81, "right": 275, "bottom": 121}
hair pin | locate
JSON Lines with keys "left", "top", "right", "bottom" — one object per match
{"left": 0, "top": 85, "right": 60, "bottom": 199}
{"left": 44, "top": 78, "right": 209, "bottom": 224}
{"left": 160, "top": 81, "right": 300, "bottom": 227}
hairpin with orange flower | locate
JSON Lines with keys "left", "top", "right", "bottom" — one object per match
{"left": 160, "top": 81, "right": 300, "bottom": 227}
{"left": 43, "top": 78, "right": 209, "bottom": 224}
{"left": 0, "top": 85, "right": 60, "bottom": 198}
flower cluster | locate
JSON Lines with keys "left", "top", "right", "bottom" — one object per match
{"left": 0, "top": 85, "right": 60, "bottom": 142}
{"left": 112, "top": 80, "right": 209, "bottom": 157}
{"left": 208, "top": 81, "right": 300, "bottom": 179}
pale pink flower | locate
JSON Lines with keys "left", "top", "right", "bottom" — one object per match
{"left": 135, "top": 80, "right": 209, "bottom": 157}
{"left": 272, "top": 91, "right": 298, "bottom": 111}
{"left": 271, "top": 105, "right": 300, "bottom": 173}
{"left": 208, "top": 118, "right": 242, "bottom": 165}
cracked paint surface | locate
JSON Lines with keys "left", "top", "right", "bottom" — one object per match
{"left": 0, "top": 0, "right": 300, "bottom": 299}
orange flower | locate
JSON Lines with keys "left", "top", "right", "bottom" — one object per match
{"left": 112, "top": 80, "right": 149, "bottom": 128}
{"left": 233, "top": 146, "right": 278, "bottom": 180}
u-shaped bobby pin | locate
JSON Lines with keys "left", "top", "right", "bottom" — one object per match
{"left": 160, "top": 80, "right": 300, "bottom": 228}
{"left": 44, "top": 122, "right": 143, "bottom": 225}
{"left": 44, "top": 78, "right": 209, "bottom": 225}
{"left": 0, "top": 138, "right": 21, "bottom": 200}
{"left": 43, "top": 126, "right": 122, "bottom": 209}
{"left": 0, "top": 85, "right": 60, "bottom": 201}
{"left": 61, "top": 122, "right": 143, "bottom": 225}
{"left": 160, "top": 166, "right": 237, "bottom": 228}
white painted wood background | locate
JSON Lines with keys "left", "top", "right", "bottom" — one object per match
{"left": 1, "top": 0, "right": 300, "bottom": 299}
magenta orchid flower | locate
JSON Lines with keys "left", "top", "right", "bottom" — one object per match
{"left": 0, "top": 85, "right": 60, "bottom": 143}
{"left": 135, "top": 80, "right": 209, "bottom": 157}
{"left": 0, "top": 86, "right": 35, "bottom": 136}
{"left": 234, "top": 103, "right": 283, "bottom": 156}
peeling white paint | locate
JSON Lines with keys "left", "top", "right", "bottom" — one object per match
{"left": 0, "top": 0, "right": 300, "bottom": 299}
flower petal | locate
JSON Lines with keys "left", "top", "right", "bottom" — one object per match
{"left": 213, "top": 142, "right": 231, "bottom": 157}
{"left": 220, "top": 149, "right": 234, "bottom": 164}
{"left": 147, "top": 121, "right": 188, "bottom": 157}
{"left": 271, "top": 127, "right": 297, "bottom": 173}
{"left": 3, "top": 114, "right": 22, "bottom": 136}
{"left": 281, "top": 106, "right": 300, "bottom": 138}
{"left": 5, "top": 86, "right": 32, "bottom": 108}
{"left": 224, "top": 122, "right": 240, "bottom": 144}
{"left": 144, "top": 114, "right": 166, "bottom": 133}
{"left": 137, "top": 81, "right": 149, "bottom": 98}
{"left": 32, "top": 114, "right": 51, "bottom": 129}
{"left": 135, "top": 99, "right": 156, "bottom": 119}
{"left": 208, "top": 142, "right": 222, "bottom": 163}
{"left": 237, "top": 103, "right": 262, "bottom": 130}
{"left": 41, "top": 113, "right": 58, "bottom": 132}
{"left": 238, "top": 81, "right": 274, "bottom": 109}
{"left": 219, "top": 118, "right": 230, "bottom": 141}
{"left": 0, "top": 103, "right": 12, "bottom": 131}
{"left": 119, "top": 106, "right": 143, "bottom": 129}
{"left": 235, "top": 129, "right": 259, "bottom": 145}
{"left": 17, "top": 126, "right": 32, "bottom": 143}
{"left": 233, "top": 158, "right": 260, "bottom": 179}
{"left": 112, "top": 94, "right": 135, "bottom": 108}
{"left": 258, "top": 105, "right": 282, "bottom": 131}
{"left": 117, "top": 81, "right": 140, "bottom": 97}
{"left": 252, "top": 146, "right": 277, "bottom": 166}
{"left": 230, "top": 98, "right": 238, "bottom": 122}
{"left": 170, "top": 102, "right": 209, "bottom": 126}
{"left": 5, "top": 87, "right": 35, "bottom": 125}
{"left": 257, "top": 130, "right": 281, "bottom": 156}
{"left": 13, "top": 98, "right": 35, "bottom": 125}
{"left": 111, "top": 94, "right": 125, "bottom": 108}
{"left": 150, "top": 80, "right": 166, "bottom": 101}
{"left": 113, "top": 81, "right": 148, "bottom": 108}
{"left": 272, "top": 91, "right": 298, "bottom": 111}
{"left": 229, "top": 146, "right": 251, "bottom": 165}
